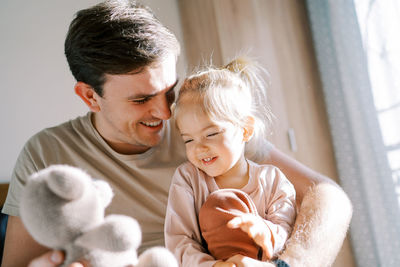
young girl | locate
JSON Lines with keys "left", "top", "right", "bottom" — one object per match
{"left": 164, "top": 58, "right": 296, "bottom": 267}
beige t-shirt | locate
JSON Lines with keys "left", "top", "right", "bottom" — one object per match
{"left": 165, "top": 160, "right": 296, "bottom": 267}
{"left": 2, "top": 112, "right": 187, "bottom": 252}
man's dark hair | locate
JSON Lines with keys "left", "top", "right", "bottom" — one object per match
{"left": 64, "top": 0, "right": 180, "bottom": 96}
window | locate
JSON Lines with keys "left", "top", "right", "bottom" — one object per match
{"left": 306, "top": 0, "right": 400, "bottom": 264}
{"left": 354, "top": 0, "right": 400, "bottom": 205}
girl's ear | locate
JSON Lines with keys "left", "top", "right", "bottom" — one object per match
{"left": 243, "top": 116, "right": 255, "bottom": 142}
{"left": 74, "top": 82, "right": 101, "bottom": 112}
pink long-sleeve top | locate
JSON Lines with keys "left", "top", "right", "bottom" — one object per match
{"left": 164, "top": 160, "right": 296, "bottom": 267}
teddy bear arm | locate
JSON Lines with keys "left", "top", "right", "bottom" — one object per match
{"left": 75, "top": 215, "right": 141, "bottom": 252}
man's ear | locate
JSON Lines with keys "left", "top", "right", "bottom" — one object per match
{"left": 74, "top": 82, "right": 101, "bottom": 112}
{"left": 243, "top": 116, "right": 255, "bottom": 142}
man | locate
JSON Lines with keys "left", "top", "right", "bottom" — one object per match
{"left": 2, "top": 1, "right": 352, "bottom": 267}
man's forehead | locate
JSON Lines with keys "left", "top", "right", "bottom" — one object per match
{"left": 103, "top": 58, "right": 177, "bottom": 97}
{"left": 135, "top": 55, "right": 177, "bottom": 90}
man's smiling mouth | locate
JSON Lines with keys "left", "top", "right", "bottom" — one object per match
{"left": 141, "top": 120, "right": 162, "bottom": 127}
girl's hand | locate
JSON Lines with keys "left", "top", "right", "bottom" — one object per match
{"left": 226, "top": 255, "right": 275, "bottom": 267}
{"left": 213, "top": 260, "right": 236, "bottom": 267}
{"left": 228, "top": 214, "right": 274, "bottom": 259}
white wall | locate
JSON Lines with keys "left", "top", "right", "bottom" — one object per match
{"left": 0, "top": 0, "right": 186, "bottom": 182}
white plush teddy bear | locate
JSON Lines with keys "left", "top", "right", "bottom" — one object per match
{"left": 20, "top": 164, "right": 177, "bottom": 267}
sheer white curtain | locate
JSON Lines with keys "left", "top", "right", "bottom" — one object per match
{"left": 354, "top": 0, "right": 400, "bottom": 204}
{"left": 306, "top": 0, "right": 400, "bottom": 266}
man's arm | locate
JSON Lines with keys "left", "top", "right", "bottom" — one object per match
{"left": 227, "top": 148, "right": 352, "bottom": 267}
{"left": 266, "top": 148, "right": 353, "bottom": 266}
{"left": 280, "top": 182, "right": 352, "bottom": 267}
{"left": 264, "top": 148, "right": 330, "bottom": 204}
{"left": 2, "top": 216, "right": 50, "bottom": 267}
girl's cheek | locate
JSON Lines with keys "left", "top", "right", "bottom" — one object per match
{"left": 186, "top": 148, "right": 196, "bottom": 162}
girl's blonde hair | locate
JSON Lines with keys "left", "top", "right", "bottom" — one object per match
{"left": 175, "top": 57, "right": 273, "bottom": 161}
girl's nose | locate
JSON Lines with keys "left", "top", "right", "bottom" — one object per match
{"left": 195, "top": 142, "right": 209, "bottom": 154}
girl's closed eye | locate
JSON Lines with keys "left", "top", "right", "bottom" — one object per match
{"left": 184, "top": 138, "right": 193, "bottom": 144}
{"left": 206, "top": 128, "right": 225, "bottom": 137}
{"left": 206, "top": 132, "right": 220, "bottom": 137}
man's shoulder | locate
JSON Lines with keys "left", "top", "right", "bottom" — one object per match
{"left": 21, "top": 113, "right": 92, "bottom": 160}
{"left": 45, "top": 113, "right": 90, "bottom": 134}
{"left": 13, "top": 113, "right": 102, "bottom": 180}
{"left": 28, "top": 113, "right": 90, "bottom": 143}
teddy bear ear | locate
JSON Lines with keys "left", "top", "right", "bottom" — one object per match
{"left": 75, "top": 214, "right": 142, "bottom": 252}
{"left": 45, "top": 165, "right": 89, "bottom": 200}
{"left": 92, "top": 180, "right": 114, "bottom": 207}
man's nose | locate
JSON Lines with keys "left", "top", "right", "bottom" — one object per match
{"left": 151, "top": 94, "right": 172, "bottom": 120}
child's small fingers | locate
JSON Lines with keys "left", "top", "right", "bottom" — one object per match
{"left": 227, "top": 217, "right": 242, "bottom": 228}
{"left": 214, "top": 261, "right": 237, "bottom": 267}
{"left": 246, "top": 224, "right": 261, "bottom": 239}
{"left": 230, "top": 219, "right": 258, "bottom": 238}
{"left": 228, "top": 214, "right": 256, "bottom": 227}
{"left": 262, "top": 241, "right": 273, "bottom": 259}
{"left": 251, "top": 233, "right": 273, "bottom": 259}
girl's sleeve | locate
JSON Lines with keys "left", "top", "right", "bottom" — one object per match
{"left": 164, "top": 165, "right": 217, "bottom": 267}
{"left": 262, "top": 166, "right": 297, "bottom": 257}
